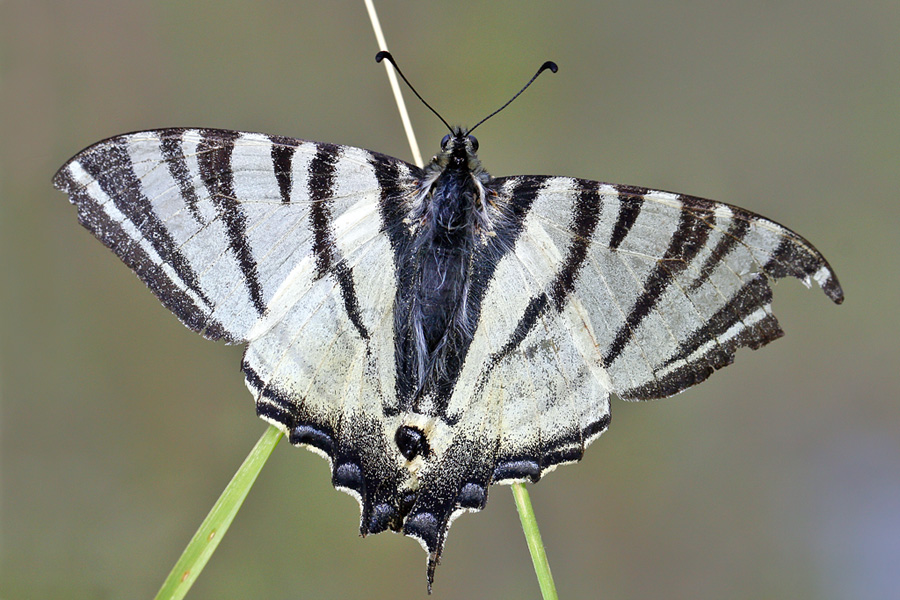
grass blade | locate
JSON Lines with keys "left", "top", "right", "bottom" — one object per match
{"left": 154, "top": 425, "right": 284, "bottom": 600}
{"left": 512, "top": 483, "right": 559, "bottom": 600}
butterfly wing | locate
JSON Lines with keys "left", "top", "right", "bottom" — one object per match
{"left": 395, "top": 175, "right": 843, "bottom": 578}
{"left": 452, "top": 174, "right": 843, "bottom": 478}
{"left": 53, "top": 126, "right": 426, "bottom": 531}
{"left": 54, "top": 129, "right": 412, "bottom": 341}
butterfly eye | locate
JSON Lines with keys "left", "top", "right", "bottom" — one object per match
{"left": 441, "top": 134, "right": 451, "bottom": 149}
{"left": 467, "top": 135, "right": 479, "bottom": 152}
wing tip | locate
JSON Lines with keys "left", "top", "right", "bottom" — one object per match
{"left": 814, "top": 266, "right": 844, "bottom": 304}
{"left": 52, "top": 161, "right": 76, "bottom": 195}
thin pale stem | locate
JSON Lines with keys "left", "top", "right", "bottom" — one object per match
{"left": 512, "top": 483, "right": 559, "bottom": 600}
{"left": 154, "top": 425, "right": 283, "bottom": 600}
{"left": 363, "top": 0, "right": 424, "bottom": 167}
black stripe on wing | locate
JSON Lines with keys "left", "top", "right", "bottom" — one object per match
{"left": 371, "top": 152, "right": 418, "bottom": 250}
{"left": 307, "top": 144, "right": 370, "bottom": 342}
{"left": 159, "top": 129, "right": 206, "bottom": 224}
{"left": 603, "top": 195, "right": 714, "bottom": 366}
{"left": 196, "top": 129, "right": 267, "bottom": 316}
{"left": 270, "top": 137, "right": 297, "bottom": 204}
{"left": 54, "top": 162, "right": 230, "bottom": 341}
{"left": 492, "top": 178, "right": 603, "bottom": 363}
{"left": 608, "top": 186, "right": 644, "bottom": 251}
{"left": 687, "top": 216, "right": 751, "bottom": 292}
{"left": 619, "top": 274, "right": 783, "bottom": 399}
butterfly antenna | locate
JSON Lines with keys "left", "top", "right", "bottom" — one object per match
{"left": 468, "top": 60, "right": 558, "bottom": 134}
{"left": 376, "top": 51, "right": 453, "bottom": 133}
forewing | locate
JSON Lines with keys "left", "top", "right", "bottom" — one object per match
{"left": 53, "top": 128, "right": 414, "bottom": 342}
{"left": 487, "top": 175, "right": 843, "bottom": 405}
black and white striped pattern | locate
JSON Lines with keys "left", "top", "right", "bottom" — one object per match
{"left": 55, "top": 126, "right": 843, "bottom": 589}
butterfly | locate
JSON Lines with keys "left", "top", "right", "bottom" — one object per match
{"left": 53, "top": 52, "right": 843, "bottom": 590}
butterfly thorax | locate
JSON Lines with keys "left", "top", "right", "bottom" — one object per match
{"left": 394, "top": 129, "right": 492, "bottom": 414}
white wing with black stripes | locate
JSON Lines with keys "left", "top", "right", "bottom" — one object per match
{"left": 54, "top": 128, "right": 417, "bottom": 343}
{"left": 54, "top": 126, "right": 842, "bottom": 590}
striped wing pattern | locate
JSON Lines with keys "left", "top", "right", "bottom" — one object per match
{"left": 53, "top": 129, "right": 417, "bottom": 343}
{"left": 484, "top": 176, "right": 843, "bottom": 405}
{"left": 55, "top": 128, "right": 842, "bottom": 587}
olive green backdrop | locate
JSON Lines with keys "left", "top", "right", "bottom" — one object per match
{"left": 2, "top": 2, "right": 898, "bottom": 599}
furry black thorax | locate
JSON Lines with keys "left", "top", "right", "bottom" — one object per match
{"left": 393, "top": 128, "right": 493, "bottom": 415}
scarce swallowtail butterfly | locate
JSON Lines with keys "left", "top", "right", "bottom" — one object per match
{"left": 53, "top": 52, "right": 843, "bottom": 590}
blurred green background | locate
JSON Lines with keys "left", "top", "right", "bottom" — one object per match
{"left": 2, "top": 2, "right": 898, "bottom": 599}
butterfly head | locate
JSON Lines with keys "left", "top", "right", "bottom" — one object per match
{"left": 433, "top": 126, "right": 481, "bottom": 172}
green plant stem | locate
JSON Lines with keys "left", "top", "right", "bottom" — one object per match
{"left": 512, "top": 483, "right": 559, "bottom": 600}
{"left": 154, "top": 425, "right": 283, "bottom": 600}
